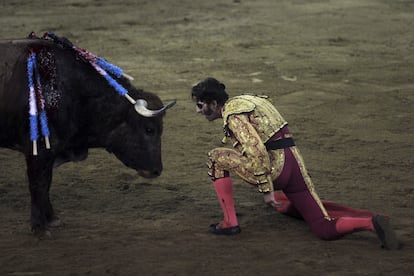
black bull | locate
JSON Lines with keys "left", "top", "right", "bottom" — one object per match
{"left": 0, "top": 38, "right": 174, "bottom": 234}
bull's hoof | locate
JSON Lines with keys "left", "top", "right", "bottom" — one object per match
{"left": 31, "top": 227, "right": 53, "bottom": 240}
{"left": 48, "top": 217, "right": 63, "bottom": 228}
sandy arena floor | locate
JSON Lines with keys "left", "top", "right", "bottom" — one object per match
{"left": 0, "top": 0, "right": 413, "bottom": 275}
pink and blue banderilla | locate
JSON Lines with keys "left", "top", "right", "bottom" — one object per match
{"left": 27, "top": 51, "right": 50, "bottom": 156}
{"left": 44, "top": 32, "right": 136, "bottom": 103}
{"left": 71, "top": 45, "right": 137, "bottom": 104}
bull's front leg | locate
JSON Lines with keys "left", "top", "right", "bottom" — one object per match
{"left": 25, "top": 152, "right": 58, "bottom": 236}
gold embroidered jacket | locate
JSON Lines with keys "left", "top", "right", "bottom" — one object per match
{"left": 208, "top": 95, "right": 288, "bottom": 192}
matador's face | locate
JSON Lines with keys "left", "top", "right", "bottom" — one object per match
{"left": 195, "top": 100, "right": 222, "bottom": 121}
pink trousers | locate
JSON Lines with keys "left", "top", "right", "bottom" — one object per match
{"left": 273, "top": 146, "right": 375, "bottom": 240}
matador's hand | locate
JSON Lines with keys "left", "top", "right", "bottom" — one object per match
{"left": 263, "top": 191, "right": 282, "bottom": 208}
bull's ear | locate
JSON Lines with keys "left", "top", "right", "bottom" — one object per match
{"left": 134, "top": 99, "right": 176, "bottom": 117}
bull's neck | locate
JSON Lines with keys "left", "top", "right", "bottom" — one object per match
{"left": 83, "top": 92, "right": 129, "bottom": 148}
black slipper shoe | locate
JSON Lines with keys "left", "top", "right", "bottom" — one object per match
{"left": 372, "top": 215, "right": 400, "bottom": 250}
{"left": 208, "top": 223, "right": 241, "bottom": 235}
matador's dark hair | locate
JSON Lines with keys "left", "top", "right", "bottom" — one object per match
{"left": 191, "top": 77, "right": 229, "bottom": 105}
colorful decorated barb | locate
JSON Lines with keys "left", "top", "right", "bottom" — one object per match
{"left": 27, "top": 51, "right": 51, "bottom": 156}
{"left": 44, "top": 32, "right": 133, "bottom": 80}
{"left": 43, "top": 32, "right": 137, "bottom": 104}
{"left": 42, "top": 32, "right": 175, "bottom": 116}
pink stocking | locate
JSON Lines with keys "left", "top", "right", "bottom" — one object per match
{"left": 273, "top": 193, "right": 376, "bottom": 219}
{"left": 335, "top": 217, "right": 374, "bottom": 234}
{"left": 213, "top": 177, "right": 239, "bottom": 227}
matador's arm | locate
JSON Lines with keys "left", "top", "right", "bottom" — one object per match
{"left": 227, "top": 113, "right": 274, "bottom": 192}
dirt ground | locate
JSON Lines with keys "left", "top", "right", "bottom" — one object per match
{"left": 0, "top": 0, "right": 413, "bottom": 275}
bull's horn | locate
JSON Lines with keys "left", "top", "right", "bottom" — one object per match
{"left": 134, "top": 99, "right": 176, "bottom": 117}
